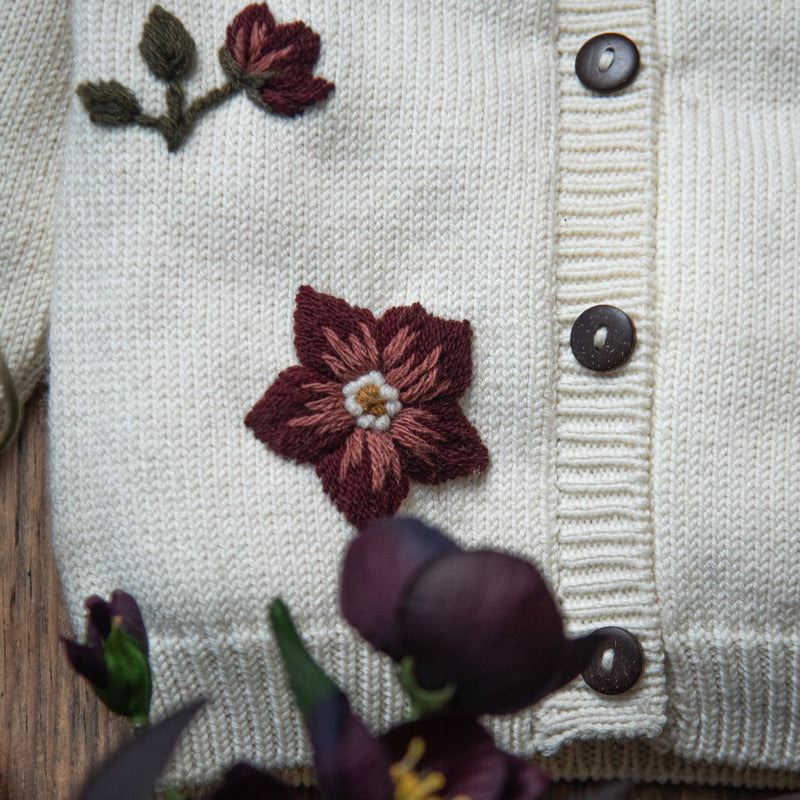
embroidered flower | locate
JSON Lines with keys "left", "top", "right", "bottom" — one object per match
{"left": 245, "top": 286, "right": 489, "bottom": 527}
{"left": 220, "top": 3, "right": 334, "bottom": 116}
{"left": 76, "top": 3, "right": 333, "bottom": 152}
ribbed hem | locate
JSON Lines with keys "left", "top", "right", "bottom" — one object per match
{"left": 663, "top": 629, "right": 800, "bottom": 771}
{"left": 540, "top": 739, "right": 800, "bottom": 790}
{"left": 151, "top": 621, "right": 665, "bottom": 786}
{"left": 152, "top": 624, "right": 800, "bottom": 788}
{"left": 550, "top": 0, "right": 666, "bottom": 742}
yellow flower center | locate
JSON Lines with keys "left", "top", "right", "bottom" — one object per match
{"left": 389, "top": 737, "right": 470, "bottom": 800}
{"left": 355, "top": 384, "right": 388, "bottom": 417}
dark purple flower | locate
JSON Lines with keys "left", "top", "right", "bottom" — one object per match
{"left": 221, "top": 3, "right": 334, "bottom": 116}
{"left": 210, "top": 763, "right": 305, "bottom": 800}
{"left": 213, "top": 693, "right": 548, "bottom": 800}
{"left": 267, "top": 598, "right": 549, "bottom": 800}
{"left": 62, "top": 590, "right": 152, "bottom": 725}
{"left": 340, "top": 517, "right": 604, "bottom": 716}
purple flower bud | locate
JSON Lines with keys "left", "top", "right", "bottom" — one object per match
{"left": 63, "top": 590, "right": 152, "bottom": 725}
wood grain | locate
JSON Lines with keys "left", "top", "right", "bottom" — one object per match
{"left": 0, "top": 389, "right": 779, "bottom": 799}
{"left": 0, "top": 388, "right": 128, "bottom": 800}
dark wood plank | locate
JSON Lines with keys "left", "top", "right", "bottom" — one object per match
{"left": 0, "top": 388, "right": 128, "bottom": 800}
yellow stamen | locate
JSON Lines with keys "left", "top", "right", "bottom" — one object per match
{"left": 390, "top": 737, "right": 464, "bottom": 800}
{"left": 355, "top": 384, "right": 387, "bottom": 417}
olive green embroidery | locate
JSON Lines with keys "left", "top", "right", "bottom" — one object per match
{"left": 76, "top": 4, "right": 334, "bottom": 153}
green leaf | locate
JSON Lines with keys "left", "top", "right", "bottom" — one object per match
{"left": 218, "top": 46, "right": 243, "bottom": 86}
{"left": 76, "top": 80, "right": 141, "bottom": 126}
{"left": 269, "top": 598, "right": 339, "bottom": 716}
{"left": 94, "top": 627, "right": 152, "bottom": 725}
{"left": 139, "top": 5, "right": 196, "bottom": 81}
{"left": 77, "top": 700, "right": 205, "bottom": 800}
{"left": 397, "top": 656, "right": 456, "bottom": 718}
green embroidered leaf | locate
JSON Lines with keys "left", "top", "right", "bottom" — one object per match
{"left": 218, "top": 46, "right": 243, "bottom": 85}
{"left": 76, "top": 80, "right": 142, "bottom": 126}
{"left": 139, "top": 5, "right": 196, "bottom": 81}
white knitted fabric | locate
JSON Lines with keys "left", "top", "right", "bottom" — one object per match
{"left": 46, "top": 0, "right": 800, "bottom": 788}
{"left": 0, "top": 2, "right": 71, "bottom": 426}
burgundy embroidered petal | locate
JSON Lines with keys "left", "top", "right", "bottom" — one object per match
{"left": 390, "top": 403, "right": 489, "bottom": 485}
{"left": 294, "top": 286, "right": 380, "bottom": 383}
{"left": 247, "top": 287, "right": 488, "bottom": 526}
{"left": 245, "top": 365, "right": 353, "bottom": 462}
{"left": 261, "top": 73, "right": 335, "bottom": 117}
{"left": 378, "top": 304, "right": 474, "bottom": 404}
{"left": 222, "top": 4, "right": 334, "bottom": 116}
{"left": 316, "top": 430, "right": 410, "bottom": 528}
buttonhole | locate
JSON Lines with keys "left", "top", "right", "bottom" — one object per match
{"left": 593, "top": 327, "right": 608, "bottom": 349}
{"left": 600, "top": 647, "right": 615, "bottom": 674}
{"left": 598, "top": 47, "right": 615, "bottom": 72}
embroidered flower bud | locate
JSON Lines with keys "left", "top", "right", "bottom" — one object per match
{"left": 76, "top": 81, "right": 142, "bottom": 126}
{"left": 341, "top": 518, "right": 606, "bottom": 716}
{"left": 220, "top": 3, "right": 334, "bottom": 116}
{"left": 138, "top": 5, "right": 197, "bottom": 81}
{"left": 63, "top": 590, "right": 152, "bottom": 726}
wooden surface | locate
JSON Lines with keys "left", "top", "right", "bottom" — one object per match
{"left": 0, "top": 388, "right": 782, "bottom": 799}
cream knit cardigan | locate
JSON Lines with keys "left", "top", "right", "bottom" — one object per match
{"left": 3, "top": 0, "right": 798, "bottom": 789}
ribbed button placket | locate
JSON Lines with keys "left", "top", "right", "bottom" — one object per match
{"left": 538, "top": 0, "right": 667, "bottom": 747}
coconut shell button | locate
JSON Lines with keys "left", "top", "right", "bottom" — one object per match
{"left": 570, "top": 305, "right": 636, "bottom": 371}
{"left": 575, "top": 33, "right": 640, "bottom": 93}
{"left": 581, "top": 626, "right": 644, "bottom": 695}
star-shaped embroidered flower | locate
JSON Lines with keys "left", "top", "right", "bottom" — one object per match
{"left": 245, "top": 287, "right": 489, "bottom": 526}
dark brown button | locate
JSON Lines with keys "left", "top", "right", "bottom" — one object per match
{"left": 575, "top": 33, "right": 640, "bottom": 93}
{"left": 570, "top": 305, "right": 635, "bottom": 371}
{"left": 581, "top": 626, "right": 643, "bottom": 695}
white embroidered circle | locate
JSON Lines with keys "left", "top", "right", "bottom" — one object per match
{"left": 342, "top": 371, "right": 402, "bottom": 431}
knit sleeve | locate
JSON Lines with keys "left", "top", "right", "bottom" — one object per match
{"left": 0, "top": 1, "right": 72, "bottom": 432}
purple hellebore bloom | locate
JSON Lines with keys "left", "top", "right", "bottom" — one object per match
{"left": 212, "top": 692, "right": 549, "bottom": 800}
{"left": 340, "top": 517, "right": 604, "bottom": 716}
{"left": 62, "top": 590, "right": 152, "bottom": 724}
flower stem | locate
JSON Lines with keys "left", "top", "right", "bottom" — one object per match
{"left": 186, "top": 81, "right": 238, "bottom": 122}
{"left": 397, "top": 657, "right": 456, "bottom": 719}
{"left": 131, "top": 81, "right": 238, "bottom": 152}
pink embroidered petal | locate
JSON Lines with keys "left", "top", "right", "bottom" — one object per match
{"left": 390, "top": 402, "right": 488, "bottom": 485}
{"left": 245, "top": 365, "right": 353, "bottom": 462}
{"left": 294, "top": 286, "right": 380, "bottom": 382}
{"left": 226, "top": 4, "right": 277, "bottom": 63}
{"left": 378, "top": 304, "right": 474, "bottom": 404}
{"left": 316, "top": 430, "right": 410, "bottom": 527}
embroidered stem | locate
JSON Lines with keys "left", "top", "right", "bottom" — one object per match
{"left": 133, "top": 81, "right": 238, "bottom": 152}
{"left": 188, "top": 81, "right": 238, "bottom": 119}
